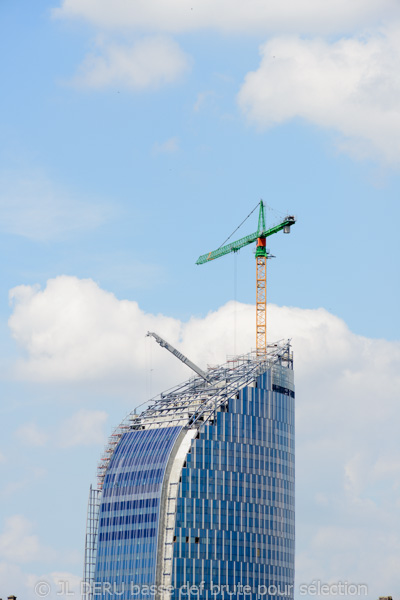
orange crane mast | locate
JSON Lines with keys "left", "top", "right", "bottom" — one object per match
{"left": 196, "top": 201, "right": 296, "bottom": 355}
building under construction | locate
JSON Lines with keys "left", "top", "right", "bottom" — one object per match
{"left": 84, "top": 202, "right": 296, "bottom": 599}
{"left": 84, "top": 343, "right": 295, "bottom": 600}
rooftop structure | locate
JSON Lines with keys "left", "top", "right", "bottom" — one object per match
{"left": 84, "top": 341, "right": 295, "bottom": 600}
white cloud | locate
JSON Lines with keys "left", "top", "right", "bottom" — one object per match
{"left": 50, "top": 572, "right": 82, "bottom": 598}
{"left": 53, "top": 0, "right": 399, "bottom": 36}
{"left": 53, "top": 2, "right": 400, "bottom": 165}
{"left": 71, "top": 38, "right": 190, "bottom": 91}
{"left": 193, "top": 90, "right": 215, "bottom": 112}
{"left": 0, "top": 563, "right": 81, "bottom": 600}
{"left": 0, "top": 562, "right": 29, "bottom": 597}
{"left": 26, "top": 571, "right": 81, "bottom": 600}
{"left": 13, "top": 413, "right": 106, "bottom": 451}
{"left": 8, "top": 276, "right": 183, "bottom": 385}
{"left": 153, "top": 136, "right": 179, "bottom": 154}
{"left": 0, "top": 171, "right": 111, "bottom": 241}
{"left": 238, "top": 28, "right": 400, "bottom": 163}
{"left": 15, "top": 423, "right": 48, "bottom": 447}
{"left": 0, "top": 469, "right": 46, "bottom": 500}
{"left": 0, "top": 516, "right": 47, "bottom": 563}
{"left": 58, "top": 409, "right": 108, "bottom": 447}
{"left": 7, "top": 276, "right": 400, "bottom": 390}
{"left": 6, "top": 275, "right": 400, "bottom": 593}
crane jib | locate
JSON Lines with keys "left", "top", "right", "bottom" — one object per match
{"left": 196, "top": 217, "right": 295, "bottom": 265}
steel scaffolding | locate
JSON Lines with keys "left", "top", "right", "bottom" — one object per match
{"left": 83, "top": 485, "right": 100, "bottom": 600}
{"left": 83, "top": 341, "right": 293, "bottom": 594}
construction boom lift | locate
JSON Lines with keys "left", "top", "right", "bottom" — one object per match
{"left": 196, "top": 201, "right": 295, "bottom": 355}
{"left": 146, "top": 331, "right": 211, "bottom": 383}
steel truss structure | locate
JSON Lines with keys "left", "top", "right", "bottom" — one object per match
{"left": 84, "top": 341, "right": 293, "bottom": 598}
{"left": 256, "top": 256, "right": 267, "bottom": 354}
{"left": 83, "top": 485, "right": 101, "bottom": 596}
{"left": 97, "top": 340, "right": 292, "bottom": 489}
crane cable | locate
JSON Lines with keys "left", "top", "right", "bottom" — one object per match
{"left": 265, "top": 202, "right": 286, "bottom": 225}
{"left": 234, "top": 250, "right": 237, "bottom": 356}
{"left": 217, "top": 201, "right": 261, "bottom": 250}
{"left": 217, "top": 200, "right": 260, "bottom": 356}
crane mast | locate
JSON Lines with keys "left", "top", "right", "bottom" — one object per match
{"left": 255, "top": 200, "right": 268, "bottom": 354}
{"left": 196, "top": 201, "right": 295, "bottom": 355}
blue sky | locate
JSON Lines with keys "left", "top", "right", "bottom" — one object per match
{"left": 1, "top": 0, "right": 400, "bottom": 598}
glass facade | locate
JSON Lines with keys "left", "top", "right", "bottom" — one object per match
{"left": 89, "top": 352, "right": 294, "bottom": 600}
{"left": 171, "top": 368, "right": 295, "bottom": 600}
{"left": 94, "top": 427, "right": 182, "bottom": 598}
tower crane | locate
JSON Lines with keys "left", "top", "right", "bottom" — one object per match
{"left": 195, "top": 201, "right": 295, "bottom": 355}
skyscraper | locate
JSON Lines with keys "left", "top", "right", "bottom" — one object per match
{"left": 84, "top": 342, "right": 295, "bottom": 600}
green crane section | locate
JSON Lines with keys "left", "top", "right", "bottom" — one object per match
{"left": 196, "top": 213, "right": 295, "bottom": 264}
{"left": 195, "top": 201, "right": 296, "bottom": 353}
